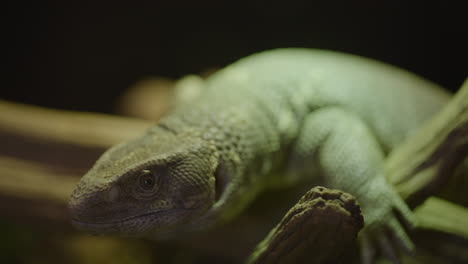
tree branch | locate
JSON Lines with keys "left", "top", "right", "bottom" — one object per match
{"left": 246, "top": 187, "right": 363, "bottom": 264}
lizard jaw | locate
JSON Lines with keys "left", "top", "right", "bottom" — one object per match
{"left": 70, "top": 208, "right": 192, "bottom": 237}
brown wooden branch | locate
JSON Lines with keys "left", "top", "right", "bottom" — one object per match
{"left": 246, "top": 186, "right": 363, "bottom": 264}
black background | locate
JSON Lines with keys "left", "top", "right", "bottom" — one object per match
{"left": 6, "top": 1, "right": 468, "bottom": 114}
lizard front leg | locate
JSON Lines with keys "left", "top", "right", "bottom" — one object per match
{"left": 288, "top": 107, "right": 415, "bottom": 264}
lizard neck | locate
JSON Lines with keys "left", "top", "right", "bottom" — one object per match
{"left": 156, "top": 106, "right": 287, "bottom": 228}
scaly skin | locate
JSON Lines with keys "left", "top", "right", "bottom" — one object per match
{"left": 69, "top": 49, "right": 451, "bottom": 262}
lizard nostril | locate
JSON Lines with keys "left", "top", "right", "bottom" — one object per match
{"left": 68, "top": 194, "right": 112, "bottom": 224}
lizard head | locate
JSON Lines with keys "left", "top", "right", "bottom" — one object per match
{"left": 68, "top": 126, "right": 218, "bottom": 238}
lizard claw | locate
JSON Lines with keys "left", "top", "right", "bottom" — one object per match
{"left": 359, "top": 198, "right": 416, "bottom": 264}
{"left": 377, "top": 229, "right": 401, "bottom": 264}
{"left": 360, "top": 233, "right": 377, "bottom": 264}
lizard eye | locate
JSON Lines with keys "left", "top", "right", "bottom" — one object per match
{"left": 138, "top": 169, "right": 159, "bottom": 193}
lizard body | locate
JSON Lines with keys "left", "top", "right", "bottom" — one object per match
{"left": 69, "top": 49, "right": 451, "bottom": 262}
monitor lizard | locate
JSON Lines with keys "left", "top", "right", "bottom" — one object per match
{"left": 68, "top": 48, "right": 451, "bottom": 263}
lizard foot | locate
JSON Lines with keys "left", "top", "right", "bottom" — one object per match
{"left": 359, "top": 196, "right": 416, "bottom": 264}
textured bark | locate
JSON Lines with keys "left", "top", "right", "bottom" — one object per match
{"left": 246, "top": 186, "right": 363, "bottom": 264}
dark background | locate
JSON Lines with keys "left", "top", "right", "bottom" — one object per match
{"left": 6, "top": 1, "right": 468, "bottom": 114}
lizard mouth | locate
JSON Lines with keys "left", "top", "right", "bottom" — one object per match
{"left": 71, "top": 209, "right": 189, "bottom": 234}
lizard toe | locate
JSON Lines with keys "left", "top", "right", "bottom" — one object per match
{"left": 359, "top": 210, "right": 415, "bottom": 264}
{"left": 360, "top": 233, "right": 377, "bottom": 264}
{"left": 387, "top": 217, "right": 415, "bottom": 255}
{"left": 377, "top": 230, "right": 401, "bottom": 264}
